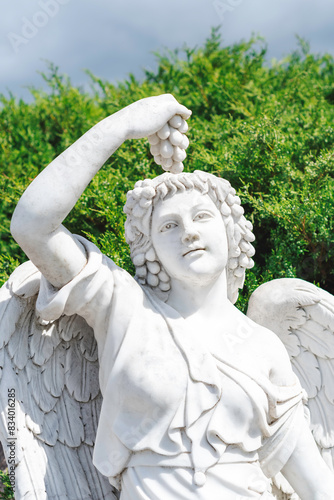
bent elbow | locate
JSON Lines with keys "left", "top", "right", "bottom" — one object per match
{"left": 10, "top": 206, "right": 36, "bottom": 248}
{"left": 10, "top": 209, "right": 22, "bottom": 242}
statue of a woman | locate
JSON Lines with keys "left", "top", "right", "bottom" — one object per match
{"left": 9, "top": 94, "right": 334, "bottom": 499}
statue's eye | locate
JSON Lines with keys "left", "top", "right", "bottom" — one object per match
{"left": 161, "top": 222, "right": 177, "bottom": 232}
{"left": 194, "top": 212, "right": 211, "bottom": 221}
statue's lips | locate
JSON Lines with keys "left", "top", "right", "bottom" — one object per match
{"left": 183, "top": 248, "right": 205, "bottom": 257}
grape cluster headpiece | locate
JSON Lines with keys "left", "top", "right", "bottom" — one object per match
{"left": 147, "top": 114, "right": 189, "bottom": 173}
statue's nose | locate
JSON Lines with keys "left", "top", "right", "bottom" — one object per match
{"left": 181, "top": 223, "right": 200, "bottom": 244}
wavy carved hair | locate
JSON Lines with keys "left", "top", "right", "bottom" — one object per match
{"left": 123, "top": 171, "right": 255, "bottom": 303}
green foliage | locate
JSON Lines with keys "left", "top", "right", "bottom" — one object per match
{"left": 1, "top": 30, "right": 334, "bottom": 305}
{"left": 0, "top": 471, "right": 14, "bottom": 500}
{"left": 0, "top": 255, "right": 20, "bottom": 288}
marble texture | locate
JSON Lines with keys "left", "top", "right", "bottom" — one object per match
{"left": 0, "top": 94, "right": 334, "bottom": 499}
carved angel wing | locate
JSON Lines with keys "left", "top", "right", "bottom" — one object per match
{"left": 247, "top": 278, "right": 334, "bottom": 499}
{"left": 0, "top": 261, "right": 119, "bottom": 500}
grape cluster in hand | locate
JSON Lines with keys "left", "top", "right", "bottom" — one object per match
{"left": 148, "top": 115, "right": 189, "bottom": 173}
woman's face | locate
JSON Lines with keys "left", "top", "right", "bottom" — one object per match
{"left": 151, "top": 189, "right": 228, "bottom": 286}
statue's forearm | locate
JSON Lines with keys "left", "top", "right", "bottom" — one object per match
{"left": 281, "top": 421, "right": 334, "bottom": 499}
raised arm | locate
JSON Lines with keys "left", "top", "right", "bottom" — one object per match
{"left": 10, "top": 94, "right": 191, "bottom": 288}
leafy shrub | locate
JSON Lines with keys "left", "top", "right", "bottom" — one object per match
{"left": 1, "top": 29, "right": 333, "bottom": 311}
{"left": 0, "top": 471, "right": 14, "bottom": 500}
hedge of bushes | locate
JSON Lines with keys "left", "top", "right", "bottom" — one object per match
{"left": 1, "top": 28, "right": 334, "bottom": 312}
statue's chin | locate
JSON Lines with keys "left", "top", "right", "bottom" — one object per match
{"left": 170, "top": 263, "right": 227, "bottom": 288}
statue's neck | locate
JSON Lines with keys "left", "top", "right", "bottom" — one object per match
{"left": 166, "top": 270, "right": 230, "bottom": 319}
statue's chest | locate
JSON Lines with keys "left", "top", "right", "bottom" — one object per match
{"left": 186, "top": 316, "right": 270, "bottom": 379}
{"left": 114, "top": 315, "right": 189, "bottom": 414}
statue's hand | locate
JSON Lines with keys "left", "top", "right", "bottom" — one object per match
{"left": 122, "top": 94, "right": 191, "bottom": 140}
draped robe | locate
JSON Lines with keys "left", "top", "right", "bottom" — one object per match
{"left": 36, "top": 237, "right": 306, "bottom": 498}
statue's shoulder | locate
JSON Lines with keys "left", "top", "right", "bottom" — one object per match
{"left": 237, "top": 310, "right": 296, "bottom": 384}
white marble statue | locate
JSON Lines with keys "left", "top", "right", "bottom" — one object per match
{"left": 0, "top": 94, "right": 334, "bottom": 499}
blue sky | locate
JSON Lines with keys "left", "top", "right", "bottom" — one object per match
{"left": 1, "top": 0, "right": 334, "bottom": 101}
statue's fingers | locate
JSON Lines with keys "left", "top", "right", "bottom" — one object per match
{"left": 176, "top": 105, "right": 192, "bottom": 120}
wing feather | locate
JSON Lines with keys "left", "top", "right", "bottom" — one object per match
{"left": 321, "top": 447, "right": 334, "bottom": 471}
{"left": 308, "top": 388, "right": 334, "bottom": 448}
{"left": 79, "top": 323, "right": 99, "bottom": 362}
{"left": 42, "top": 342, "right": 66, "bottom": 398}
{"left": 81, "top": 396, "right": 103, "bottom": 446}
{"left": 65, "top": 341, "right": 100, "bottom": 403}
{"left": 52, "top": 442, "right": 93, "bottom": 499}
{"left": 40, "top": 448, "right": 68, "bottom": 499}
{"left": 307, "top": 302, "right": 334, "bottom": 332}
{"left": 272, "top": 472, "right": 297, "bottom": 498}
{"left": 290, "top": 349, "right": 320, "bottom": 398}
{"left": 30, "top": 320, "right": 60, "bottom": 365}
{"left": 319, "top": 357, "right": 334, "bottom": 404}
{"left": 59, "top": 314, "right": 84, "bottom": 342}
{"left": 56, "top": 387, "right": 85, "bottom": 447}
{"left": 280, "top": 333, "right": 301, "bottom": 359}
{"left": 0, "top": 284, "right": 20, "bottom": 348}
{"left": 247, "top": 277, "right": 334, "bottom": 475}
{"left": 297, "top": 323, "right": 334, "bottom": 358}
{"left": 6, "top": 303, "right": 30, "bottom": 370}
{"left": 0, "top": 263, "right": 117, "bottom": 499}
{"left": 14, "top": 430, "right": 49, "bottom": 499}
{"left": 26, "top": 361, "right": 59, "bottom": 412}
{"left": 77, "top": 444, "right": 119, "bottom": 499}
{"left": 17, "top": 372, "right": 54, "bottom": 443}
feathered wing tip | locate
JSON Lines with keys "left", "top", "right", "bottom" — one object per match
{"left": 247, "top": 277, "right": 334, "bottom": 499}
{"left": 271, "top": 472, "right": 299, "bottom": 499}
{"left": 0, "top": 261, "right": 119, "bottom": 499}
